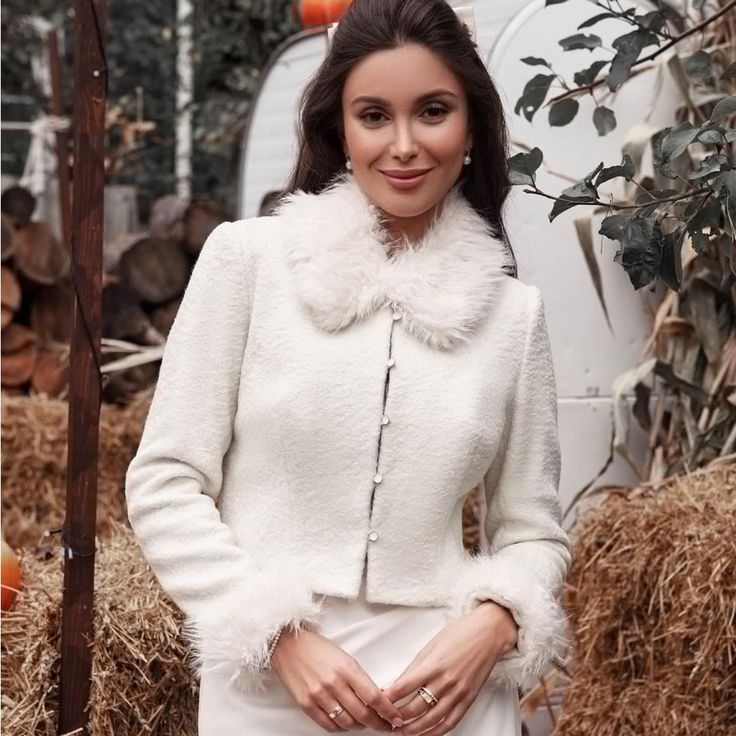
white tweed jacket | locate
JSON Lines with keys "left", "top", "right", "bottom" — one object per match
{"left": 124, "top": 171, "right": 573, "bottom": 697}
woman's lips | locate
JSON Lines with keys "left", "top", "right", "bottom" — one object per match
{"left": 380, "top": 170, "right": 431, "bottom": 191}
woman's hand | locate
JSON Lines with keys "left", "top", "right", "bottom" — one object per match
{"left": 380, "top": 601, "right": 518, "bottom": 736}
{"left": 270, "top": 627, "right": 407, "bottom": 733}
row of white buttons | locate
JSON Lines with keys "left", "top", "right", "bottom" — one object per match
{"left": 369, "top": 305, "right": 401, "bottom": 544}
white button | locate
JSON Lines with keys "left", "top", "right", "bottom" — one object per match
{"left": 368, "top": 531, "right": 379, "bottom": 542}
{"left": 381, "top": 415, "right": 390, "bottom": 425}
{"left": 387, "top": 357, "right": 396, "bottom": 367}
{"left": 373, "top": 473, "right": 383, "bottom": 484}
{"left": 392, "top": 311, "right": 402, "bottom": 321}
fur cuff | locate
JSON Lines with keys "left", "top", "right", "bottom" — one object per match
{"left": 448, "top": 552, "right": 571, "bottom": 690}
{"left": 180, "top": 564, "right": 325, "bottom": 695}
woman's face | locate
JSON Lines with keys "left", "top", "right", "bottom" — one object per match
{"left": 341, "top": 43, "right": 472, "bottom": 242}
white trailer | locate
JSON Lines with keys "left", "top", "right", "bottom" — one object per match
{"left": 236, "top": 0, "right": 681, "bottom": 529}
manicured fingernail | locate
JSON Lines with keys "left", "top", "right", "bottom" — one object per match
{"left": 393, "top": 718, "right": 404, "bottom": 727}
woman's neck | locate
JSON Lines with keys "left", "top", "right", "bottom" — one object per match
{"left": 377, "top": 199, "right": 442, "bottom": 257}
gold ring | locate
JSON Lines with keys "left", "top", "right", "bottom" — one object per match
{"left": 328, "top": 705, "right": 345, "bottom": 720}
{"left": 417, "top": 685, "right": 439, "bottom": 706}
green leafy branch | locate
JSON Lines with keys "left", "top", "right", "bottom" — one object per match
{"left": 515, "top": 0, "right": 735, "bottom": 135}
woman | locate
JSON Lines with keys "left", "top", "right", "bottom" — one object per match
{"left": 124, "top": 0, "right": 573, "bottom": 734}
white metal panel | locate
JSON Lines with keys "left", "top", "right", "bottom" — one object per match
{"left": 238, "top": 31, "right": 328, "bottom": 218}
{"left": 485, "top": 0, "right": 679, "bottom": 514}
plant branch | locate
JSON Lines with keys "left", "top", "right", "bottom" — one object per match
{"left": 546, "top": 0, "right": 736, "bottom": 105}
{"left": 591, "top": 0, "right": 671, "bottom": 40}
{"left": 522, "top": 185, "right": 712, "bottom": 210}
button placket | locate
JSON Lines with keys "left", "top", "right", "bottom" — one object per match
{"left": 366, "top": 303, "right": 400, "bottom": 548}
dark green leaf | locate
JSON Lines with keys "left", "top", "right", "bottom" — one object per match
{"left": 618, "top": 216, "right": 664, "bottom": 289}
{"left": 606, "top": 30, "right": 658, "bottom": 91}
{"left": 659, "top": 225, "right": 685, "bottom": 291}
{"left": 637, "top": 10, "right": 668, "bottom": 33}
{"left": 658, "top": 122, "right": 699, "bottom": 168}
{"left": 549, "top": 98, "right": 579, "bottom": 126}
{"left": 508, "top": 147, "right": 544, "bottom": 186}
{"left": 683, "top": 50, "right": 714, "bottom": 86}
{"left": 577, "top": 12, "right": 618, "bottom": 29}
{"left": 514, "top": 74, "right": 556, "bottom": 122}
{"left": 685, "top": 197, "right": 721, "bottom": 255}
{"left": 549, "top": 197, "right": 582, "bottom": 222}
{"left": 573, "top": 59, "right": 609, "bottom": 86}
{"left": 593, "top": 105, "right": 616, "bottom": 136}
{"left": 720, "top": 62, "right": 736, "bottom": 81}
{"left": 559, "top": 33, "right": 602, "bottom": 51}
{"left": 688, "top": 153, "right": 729, "bottom": 180}
{"left": 712, "top": 171, "right": 736, "bottom": 219}
{"left": 548, "top": 166, "right": 602, "bottom": 221}
{"left": 599, "top": 213, "right": 632, "bottom": 241}
{"left": 696, "top": 123, "right": 736, "bottom": 145}
{"left": 520, "top": 56, "right": 552, "bottom": 67}
{"left": 596, "top": 153, "right": 635, "bottom": 186}
{"left": 709, "top": 95, "right": 736, "bottom": 123}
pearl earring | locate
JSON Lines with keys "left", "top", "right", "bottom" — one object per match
{"left": 463, "top": 149, "right": 472, "bottom": 165}
{"left": 345, "top": 156, "right": 352, "bottom": 171}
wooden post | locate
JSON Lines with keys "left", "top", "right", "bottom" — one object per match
{"left": 47, "top": 27, "right": 73, "bottom": 254}
{"left": 58, "top": 1, "right": 107, "bottom": 734}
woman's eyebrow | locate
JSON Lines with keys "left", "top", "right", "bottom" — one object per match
{"left": 349, "top": 89, "right": 458, "bottom": 107}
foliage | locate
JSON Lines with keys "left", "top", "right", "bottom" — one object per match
{"left": 509, "top": 0, "right": 736, "bottom": 485}
{"left": 1, "top": 0, "right": 300, "bottom": 220}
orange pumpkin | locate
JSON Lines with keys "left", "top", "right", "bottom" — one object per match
{"left": 1, "top": 539, "right": 21, "bottom": 611}
{"left": 298, "top": 0, "right": 352, "bottom": 28}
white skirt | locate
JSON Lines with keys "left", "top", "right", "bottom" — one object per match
{"left": 198, "top": 574, "right": 522, "bottom": 735}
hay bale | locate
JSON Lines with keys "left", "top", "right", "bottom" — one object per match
{"left": 1, "top": 391, "right": 151, "bottom": 550}
{"left": 556, "top": 463, "right": 736, "bottom": 736}
{"left": 1, "top": 518, "right": 198, "bottom": 735}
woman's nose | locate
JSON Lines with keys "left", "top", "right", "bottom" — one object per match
{"left": 389, "top": 121, "right": 419, "bottom": 159}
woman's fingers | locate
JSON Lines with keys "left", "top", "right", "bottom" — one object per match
{"left": 403, "top": 685, "right": 470, "bottom": 736}
{"left": 346, "top": 665, "right": 406, "bottom": 731}
{"left": 299, "top": 685, "right": 352, "bottom": 732}
{"left": 326, "top": 681, "right": 390, "bottom": 731}
{"left": 404, "top": 695, "right": 472, "bottom": 736}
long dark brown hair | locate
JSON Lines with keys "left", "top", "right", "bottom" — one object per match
{"left": 282, "top": 0, "right": 517, "bottom": 276}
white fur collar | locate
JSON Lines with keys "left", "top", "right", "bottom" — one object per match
{"left": 272, "top": 172, "right": 515, "bottom": 351}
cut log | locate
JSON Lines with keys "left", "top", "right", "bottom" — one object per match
{"left": 102, "top": 359, "right": 159, "bottom": 403}
{"left": 183, "top": 197, "right": 226, "bottom": 256}
{"left": 149, "top": 194, "right": 189, "bottom": 242}
{"left": 29, "top": 282, "right": 75, "bottom": 344}
{"left": 149, "top": 296, "right": 182, "bottom": 339}
{"left": 2, "top": 213, "right": 19, "bottom": 261}
{"left": 102, "top": 282, "right": 161, "bottom": 343}
{"left": 1, "top": 266, "right": 22, "bottom": 312}
{"left": 31, "top": 348, "right": 69, "bottom": 397}
{"left": 13, "top": 221, "right": 71, "bottom": 285}
{"left": 1, "top": 324, "right": 38, "bottom": 387}
{"left": 2, "top": 322, "right": 37, "bottom": 353}
{"left": 118, "top": 236, "right": 191, "bottom": 305}
{"left": 1, "top": 186, "right": 36, "bottom": 226}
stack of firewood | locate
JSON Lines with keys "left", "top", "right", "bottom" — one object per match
{"left": 1, "top": 183, "right": 227, "bottom": 402}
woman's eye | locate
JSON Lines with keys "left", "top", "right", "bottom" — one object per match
{"left": 361, "top": 110, "right": 386, "bottom": 124}
{"left": 423, "top": 104, "right": 448, "bottom": 120}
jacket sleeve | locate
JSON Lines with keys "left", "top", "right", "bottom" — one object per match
{"left": 124, "top": 221, "right": 324, "bottom": 696}
{"left": 449, "top": 285, "right": 573, "bottom": 690}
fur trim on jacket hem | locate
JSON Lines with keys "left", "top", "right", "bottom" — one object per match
{"left": 448, "top": 549, "right": 571, "bottom": 690}
{"left": 180, "top": 565, "right": 325, "bottom": 696}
